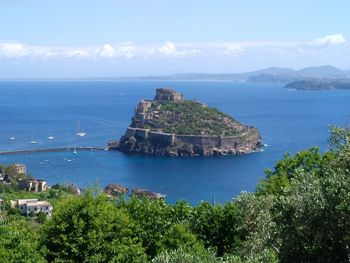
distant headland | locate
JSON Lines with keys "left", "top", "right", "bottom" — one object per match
{"left": 284, "top": 79, "right": 350, "bottom": 91}
{"left": 109, "top": 88, "right": 261, "bottom": 157}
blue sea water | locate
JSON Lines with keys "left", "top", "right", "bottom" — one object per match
{"left": 0, "top": 80, "right": 349, "bottom": 204}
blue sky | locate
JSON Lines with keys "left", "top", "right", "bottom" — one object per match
{"left": 1, "top": 0, "right": 350, "bottom": 78}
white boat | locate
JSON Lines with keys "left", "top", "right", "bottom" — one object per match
{"left": 9, "top": 136, "right": 15, "bottom": 140}
{"left": 73, "top": 145, "right": 77, "bottom": 154}
{"left": 76, "top": 121, "right": 87, "bottom": 137}
{"left": 48, "top": 136, "right": 55, "bottom": 140}
{"left": 30, "top": 134, "right": 37, "bottom": 144}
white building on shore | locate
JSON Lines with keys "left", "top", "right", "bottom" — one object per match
{"left": 11, "top": 199, "right": 53, "bottom": 218}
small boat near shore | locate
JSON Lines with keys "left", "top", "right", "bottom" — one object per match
{"left": 76, "top": 121, "right": 87, "bottom": 137}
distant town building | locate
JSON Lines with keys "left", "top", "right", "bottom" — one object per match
{"left": 11, "top": 199, "right": 53, "bottom": 218}
{"left": 14, "top": 163, "right": 26, "bottom": 175}
{"left": 18, "top": 179, "right": 47, "bottom": 192}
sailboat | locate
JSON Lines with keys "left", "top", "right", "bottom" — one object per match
{"left": 47, "top": 130, "right": 55, "bottom": 140}
{"left": 73, "top": 145, "right": 77, "bottom": 154}
{"left": 30, "top": 136, "right": 37, "bottom": 144}
{"left": 76, "top": 121, "right": 87, "bottom": 137}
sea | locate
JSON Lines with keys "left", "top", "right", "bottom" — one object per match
{"left": 0, "top": 80, "right": 349, "bottom": 204}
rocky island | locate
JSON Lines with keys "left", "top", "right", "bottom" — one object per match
{"left": 285, "top": 79, "right": 350, "bottom": 90}
{"left": 109, "top": 88, "right": 261, "bottom": 156}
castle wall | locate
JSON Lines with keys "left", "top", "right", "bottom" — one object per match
{"left": 123, "top": 127, "right": 260, "bottom": 149}
{"left": 135, "top": 128, "right": 149, "bottom": 139}
{"left": 175, "top": 135, "right": 220, "bottom": 148}
{"left": 149, "top": 131, "right": 174, "bottom": 145}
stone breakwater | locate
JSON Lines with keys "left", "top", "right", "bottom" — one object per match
{"left": 110, "top": 127, "right": 261, "bottom": 157}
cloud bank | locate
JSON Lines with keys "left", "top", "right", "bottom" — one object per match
{"left": 0, "top": 34, "right": 349, "bottom": 77}
{"left": 0, "top": 34, "right": 347, "bottom": 61}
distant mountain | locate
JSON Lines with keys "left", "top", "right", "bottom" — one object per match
{"left": 298, "top": 65, "right": 347, "bottom": 78}
{"left": 121, "top": 65, "right": 350, "bottom": 83}
{"left": 247, "top": 67, "right": 297, "bottom": 75}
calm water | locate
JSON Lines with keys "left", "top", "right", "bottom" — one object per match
{"left": 0, "top": 81, "right": 349, "bottom": 204}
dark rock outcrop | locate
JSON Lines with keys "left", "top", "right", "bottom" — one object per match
{"left": 104, "top": 184, "right": 129, "bottom": 195}
{"left": 131, "top": 188, "right": 166, "bottom": 200}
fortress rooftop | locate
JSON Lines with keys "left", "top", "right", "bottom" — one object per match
{"left": 154, "top": 88, "right": 184, "bottom": 102}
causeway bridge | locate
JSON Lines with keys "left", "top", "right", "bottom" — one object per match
{"left": 0, "top": 146, "right": 106, "bottom": 155}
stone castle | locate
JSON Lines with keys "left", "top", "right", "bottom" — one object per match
{"left": 110, "top": 88, "right": 261, "bottom": 157}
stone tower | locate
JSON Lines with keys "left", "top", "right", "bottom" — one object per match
{"left": 154, "top": 88, "right": 184, "bottom": 102}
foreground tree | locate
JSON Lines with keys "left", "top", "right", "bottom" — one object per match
{"left": 236, "top": 126, "right": 350, "bottom": 262}
{"left": 40, "top": 191, "right": 147, "bottom": 263}
{"left": 0, "top": 219, "right": 46, "bottom": 263}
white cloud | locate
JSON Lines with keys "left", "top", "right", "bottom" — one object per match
{"left": 308, "top": 34, "right": 346, "bottom": 46}
{"left": 158, "top": 42, "right": 177, "bottom": 56}
{"left": 99, "top": 44, "right": 115, "bottom": 58}
{"left": 157, "top": 42, "right": 199, "bottom": 57}
{"left": 0, "top": 43, "right": 27, "bottom": 57}
{"left": 114, "top": 44, "right": 137, "bottom": 58}
{"left": 224, "top": 45, "right": 244, "bottom": 55}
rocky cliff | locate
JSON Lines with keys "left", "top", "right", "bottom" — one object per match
{"left": 112, "top": 88, "right": 262, "bottom": 157}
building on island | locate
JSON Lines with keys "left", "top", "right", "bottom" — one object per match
{"left": 14, "top": 163, "right": 26, "bottom": 175}
{"left": 154, "top": 88, "right": 184, "bottom": 102}
{"left": 11, "top": 199, "right": 53, "bottom": 218}
{"left": 18, "top": 179, "right": 47, "bottom": 192}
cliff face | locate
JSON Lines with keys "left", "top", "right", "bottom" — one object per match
{"left": 113, "top": 88, "right": 262, "bottom": 157}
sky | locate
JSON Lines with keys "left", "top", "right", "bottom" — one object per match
{"left": 1, "top": 0, "right": 350, "bottom": 78}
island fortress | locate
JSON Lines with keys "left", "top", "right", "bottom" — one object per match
{"left": 109, "top": 88, "right": 262, "bottom": 157}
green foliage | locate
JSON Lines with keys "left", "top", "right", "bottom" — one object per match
{"left": 257, "top": 147, "right": 334, "bottom": 196}
{"left": 116, "top": 197, "right": 174, "bottom": 258}
{"left": 152, "top": 247, "right": 239, "bottom": 263}
{"left": 132, "top": 101, "right": 242, "bottom": 136}
{"left": 157, "top": 223, "right": 204, "bottom": 253}
{"left": 40, "top": 191, "right": 147, "bottom": 262}
{"left": 37, "top": 211, "right": 47, "bottom": 224}
{"left": 238, "top": 126, "right": 350, "bottom": 262}
{"left": 190, "top": 202, "right": 241, "bottom": 256}
{"left": 0, "top": 219, "right": 46, "bottom": 263}
{"left": 273, "top": 166, "right": 350, "bottom": 262}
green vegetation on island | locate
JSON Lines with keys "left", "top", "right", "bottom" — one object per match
{"left": 0, "top": 126, "right": 349, "bottom": 262}
{"left": 132, "top": 100, "right": 242, "bottom": 136}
